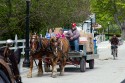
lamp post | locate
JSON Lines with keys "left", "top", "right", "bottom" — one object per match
{"left": 89, "top": 14, "right": 95, "bottom": 33}
{"left": 23, "top": 0, "right": 30, "bottom": 67}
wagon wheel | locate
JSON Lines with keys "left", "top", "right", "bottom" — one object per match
{"left": 89, "top": 59, "right": 94, "bottom": 69}
{"left": 80, "top": 58, "right": 86, "bottom": 72}
{"left": 0, "top": 69, "right": 10, "bottom": 83}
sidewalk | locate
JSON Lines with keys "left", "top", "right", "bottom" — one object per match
{"left": 97, "top": 41, "right": 111, "bottom": 49}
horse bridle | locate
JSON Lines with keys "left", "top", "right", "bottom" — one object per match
{"left": 50, "top": 38, "right": 63, "bottom": 57}
{"left": 30, "top": 35, "right": 42, "bottom": 55}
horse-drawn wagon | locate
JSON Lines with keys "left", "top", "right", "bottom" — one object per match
{"left": 66, "top": 40, "right": 99, "bottom": 72}
{"left": 28, "top": 26, "right": 99, "bottom": 78}
{"left": 43, "top": 27, "right": 99, "bottom": 73}
{"left": 63, "top": 26, "right": 99, "bottom": 72}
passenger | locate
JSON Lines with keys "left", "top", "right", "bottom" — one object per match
{"left": 45, "top": 28, "right": 56, "bottom": 39}
{"left": 45, "top": 28, "right": 55, "bottom": 51}
{"left": 65, "top": 23, "right": 80, "bottom": 52}
{"left": 56, "top": 29, "right": 65, "bottom": 39}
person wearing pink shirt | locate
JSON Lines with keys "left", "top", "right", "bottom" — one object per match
{"left": 56, "top": 29, "right": 65, "bottom": 39}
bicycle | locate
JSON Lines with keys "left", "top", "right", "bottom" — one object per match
{"left": 111, "top": 45, "right": 118, "bottom": 60}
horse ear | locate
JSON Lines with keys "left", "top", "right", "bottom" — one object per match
{"left": 50, "top": 38, "right": 54, "bottom": 42}
{"left": 29, "top": 33, "right": 31, "bottom": 38}
{"left": 29, "top": 33, "right": 31, "bottom": 36}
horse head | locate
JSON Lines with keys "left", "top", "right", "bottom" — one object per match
{"left": 50, "top": 37, "right": 60, "bottom": 57}
{"left": 30, "top": 33, "right": 40, "bottom": 54}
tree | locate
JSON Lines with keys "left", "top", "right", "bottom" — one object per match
{"left": 90, "top": 0, "right": 125, "bottom": 39}
{"left": 0, "top": 0, "right": 26, "bottom": 39}
{"left": 0, "top": 0, "right": 90, "bottom": 39}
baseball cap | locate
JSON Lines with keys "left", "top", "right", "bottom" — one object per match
{"left": 72, "top": 23, "right": 76, "bottom": 28}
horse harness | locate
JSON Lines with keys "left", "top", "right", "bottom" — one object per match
{"left": 50, "top": 39, "right": 66, "bottom": 59}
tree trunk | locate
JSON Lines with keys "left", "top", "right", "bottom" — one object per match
{"left": 114, "top": 14, "right": 125, "bottom": 39}
{"left": 121, "top": 27, "right": 125, "bottom": 40}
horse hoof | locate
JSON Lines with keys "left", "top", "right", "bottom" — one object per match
{"left": 27, "top": 74, "right": 32, "bottom": 78}
{"left": 52, "top": 74, "right": 57, "bottom": 78}
{"left": 37, "top": 72, "right": 43, "bottom": 76}
{"left": 59, "top": 73, "right": 64, "bottom": 76}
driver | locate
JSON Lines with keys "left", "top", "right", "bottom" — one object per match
{"left": 65, "top": 23, "right": 80, "bottom": 52}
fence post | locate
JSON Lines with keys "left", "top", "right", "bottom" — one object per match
{"left": 14, "top": 34, "right": 18, "bottom": 51}
{"left": 22, "top": 40, "right": 25, "bottom": 55}
{"left": 14, "top": 34, "right": 21, "bottom": 71}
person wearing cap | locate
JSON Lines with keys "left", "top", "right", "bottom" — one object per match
{"left": 65, "top": 23, "right": 80, "bottom": 52}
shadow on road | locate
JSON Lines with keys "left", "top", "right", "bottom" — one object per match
{"left": 57, "top": 67, "right": 99, "bottom": 73}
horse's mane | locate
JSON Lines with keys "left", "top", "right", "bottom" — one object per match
{"left": 0, "top": 46, "right": 6, "bottom": 55}
{"left": 59, "top": 38, "right": 69, "bottom": 51}
{"left": 50, "top": 37, "right": 56, "bottom": 42}
{"left": 0, "top": 47, "right": 7, "bottom": 59}
{"left": 41, "top": 38, "right": 50, "bottom": 49}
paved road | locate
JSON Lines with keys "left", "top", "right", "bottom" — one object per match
{"left": 20, "top": 41, "right": 125, "bottom": 83}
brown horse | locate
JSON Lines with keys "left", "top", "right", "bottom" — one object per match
{"left": 50, "top": 37, "right": 69, "bottom": 77}
{"left": 27, "top": 34, "right": 44, "bottom": 78}
{"left": 27, "top": 34, "right": 57, "bottom": 78}
{"left": 0, "top": 46, "right": 22, "bottom": 83}
{"left": 28, "top": 33, "right": 69, "bottom": 78}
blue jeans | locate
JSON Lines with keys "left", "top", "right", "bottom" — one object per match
{"left": 73, "top": 39, "right": 79, "bottom": 51}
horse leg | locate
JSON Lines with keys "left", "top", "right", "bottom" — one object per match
{"left": 51, "top": 59, "right": 58, "bottom": 78}
{"left": 60, "top": 57, "right": 66, "bottom": 76}
{"left": 38, "top": 59, "right": 43, "bottom": 76}
{"left": 27, "top": 57, "right": 33, "bottom": 78}
{"left": 9, "top": 54, "right": 22, "bottom": 82}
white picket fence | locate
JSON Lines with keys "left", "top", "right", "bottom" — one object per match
{"left": 0, "top": 34, "right": 26, "bottom": 55}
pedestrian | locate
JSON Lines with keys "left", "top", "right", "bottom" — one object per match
{"left": 65, "top": 23, "right": 80, "bottom": 52}
{"left": 45, "top": 28, "right": 56, "bottom": 39}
